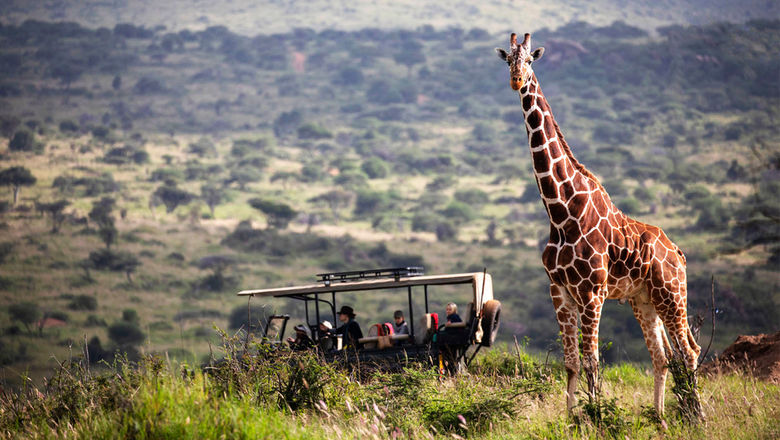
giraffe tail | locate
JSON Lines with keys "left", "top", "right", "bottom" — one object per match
{"left": 661, "top": 326, "right": 672, "bottom": 359}
{"left": 688, "top": 326, "right": 701, "bottom": 364}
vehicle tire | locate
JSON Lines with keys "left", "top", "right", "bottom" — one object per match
{"left": 480, "top": 300, "right": 501, "bottom": 347}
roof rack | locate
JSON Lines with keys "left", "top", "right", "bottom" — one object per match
{"left": 317, "top": 267, "right": 424, "bottom": 286}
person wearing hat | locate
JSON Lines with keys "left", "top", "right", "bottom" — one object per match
{"left": 286, "top": 323, "right": 314, "bottom": 351}
{"left": 316, "top": 320, "right": 335, "bottom": 351}
{"left": 333, "top": 305, "right": 363, "bottom": 349}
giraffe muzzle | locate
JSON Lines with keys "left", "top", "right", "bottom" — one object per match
{"left": 511, "top": 78, "right": 524, "bottom": 91}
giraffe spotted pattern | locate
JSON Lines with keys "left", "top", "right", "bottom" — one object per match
{"left": 497, "top": 33, "right": 700, "bottom": 416}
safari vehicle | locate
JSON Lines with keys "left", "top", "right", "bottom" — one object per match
{"left": 237, "top": 267, "right": 502, "bottom": 373}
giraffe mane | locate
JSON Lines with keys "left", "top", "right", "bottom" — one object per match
{"left": 551, "top": 117, "right": 606, "bottom": 193}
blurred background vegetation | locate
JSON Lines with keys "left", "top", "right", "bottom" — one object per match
{"left": 0, "top": 1, "right": 777, "bottom": 386}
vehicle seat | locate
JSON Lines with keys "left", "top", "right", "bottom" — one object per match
{"left": 415, "top": 313, "right": 439, "bottom": 344}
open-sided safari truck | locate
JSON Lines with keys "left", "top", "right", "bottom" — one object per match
{"left": 237, "top": 267, "right": 502, "bottom": 373}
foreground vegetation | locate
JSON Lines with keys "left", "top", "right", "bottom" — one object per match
{"left": 2, "top": 340, "right": 778, "bottom": 439}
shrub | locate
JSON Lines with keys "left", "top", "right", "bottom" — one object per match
{"left": 188, "top": 137, "right": 217, "bottom": 157}
{"left": 8, "top": 302, "right": 41, "bottom": 333}
{"left": 69, "top": 294, "right": 98, "bottom": 311}
{"left": 411, "top": 212, "right": 438, "bottom": 232}
{"left": 360, "top": 157, "right": 388, "bottom": 179}
{"left": 297, "top": 123, "right": 332, "bottom": 140}
{"left": 107, "top": 321, "right": 145, "bottom": 347}
{"left": 122, "top": 309, "right": 139, "bottom": 324}
{"left": 9, "top": 129, "right": 43, "bottom": 153}
{"left": 440, "top": 201, "right": 476, "bottom": 223}
{"left": 58, "top": 119, "right": 79, "bottom": 133}
{"left": 0, "top": 241, "right": 14, "bottom": 264}
{"left": 454, "top": 188, "right": 488, "bottom": 206}
{"left": 435, "top": 221, "right": 457, "bottom": 241}
{"left": 84, "top": 314, "right": 107, "bottom": 327}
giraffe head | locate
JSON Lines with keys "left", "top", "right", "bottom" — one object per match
{"left": 496, "top": 33, "right": 545, "bottom": 91}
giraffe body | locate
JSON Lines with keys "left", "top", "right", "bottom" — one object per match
{"left": 497, "top": 33, "right": 700, "bottom": 416}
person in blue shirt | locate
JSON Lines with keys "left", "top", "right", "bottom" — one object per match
{"left": 445, "top": 302, "right": 462, "bottom": 324}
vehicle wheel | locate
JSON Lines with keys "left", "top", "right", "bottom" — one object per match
{"left": 480, "top": 300, "right": 501, "bottom": 347}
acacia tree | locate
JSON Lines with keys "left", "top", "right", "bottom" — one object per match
{"left": 248, "top": 198, "right": 296, "bottom": 229}
{"left": 0, "top": 166, "right": 36, "bottom": 204}
{"left": 39, "top": 199, "right": 71, "bottom": 233}
{"left": 309, "top": 190, "right": 354, "bottom": 223}
{"left": 90, "top": 197, "right": 117, "bottom": 249}
{"left": 200, "top": 183, "right": 225, "bottom": 218}
{"left": 9, "top": 302, "right": 41, "bottom": 334}
{"left": 153, "top": 182, "right": 194, "bottom": 213}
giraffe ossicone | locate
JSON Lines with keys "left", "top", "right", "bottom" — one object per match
{"left": 496, "top": 32, "right": 701, "bottom": 417}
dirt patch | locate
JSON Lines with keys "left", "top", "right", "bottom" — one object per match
{"left": 699, "top": 331, "right": 780, "bottom": 383}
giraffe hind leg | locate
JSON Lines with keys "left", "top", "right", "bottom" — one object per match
{"left": 629, "top": 293, "right": 669, "bottom": 416}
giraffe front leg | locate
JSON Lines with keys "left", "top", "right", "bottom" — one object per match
{"left": 550, "top": 284, "right": 580, "bottom": 412}
{"left": 629, "top": 294, "right": 669, "bottom": 417}
{"left": 579, "top": 291, "right": 604, "bottom": 403}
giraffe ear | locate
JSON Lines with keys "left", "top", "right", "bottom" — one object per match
{"left": 495, "top": 48, "right": 509, "bottom": 63}
{"left": 531, "top": 47, "right": 545, "bottom": 61}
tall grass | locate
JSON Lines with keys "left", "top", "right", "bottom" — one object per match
{"left": 1, "top": 334, "right": 778, "bottom": 439}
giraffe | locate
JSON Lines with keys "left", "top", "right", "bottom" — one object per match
{"left": 496, "top": 33, "right": 700, "bottom": 416}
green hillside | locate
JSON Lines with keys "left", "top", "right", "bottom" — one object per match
{"left": 0, "top": 17, "right": 778, "bottom": 386}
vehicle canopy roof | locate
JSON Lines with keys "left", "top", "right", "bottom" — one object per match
{"left": 237, "top": 271, "right": 493, "bottom": 313}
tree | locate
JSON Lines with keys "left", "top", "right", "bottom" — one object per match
{"left": 200, "top": 183, "right": 225, "bottom": 218}
{"left": 0, "top": 166, "right": 36, "bottom": 204}
{"left": 393, "top": 40, "right": 426, "bottom": 76}
{"left": 273, "top": 110, "right": 302, "bottom": 138}
{"left": 38, "top": 199, "right": 70, "bottom": 233}
{"left": 9, "top": 302, "right": 41, "bottom": 334}
{"left": 196, "top": 255, "right": 238, "bottom": 292}
{"left": 309, "top": 190, "right": 354, "bottom": 223}
{"left": 90, "top": 197, "right": 118, "bottom": 248}
{"left": 114, "top": 252, "right": 141, "bottom": 283}
{"left": 9, "top": 129, "right": 42, "bottom": 153}
{"left": 248, "top": 198, "right": 296, "bottom": 229}
{"left": 50, "top": 60, "right": 85, "bottom": 89}
{"left": 153, "top": 183, "right": 194, "bottom": 213}
{"left": 226, "top": 167, "right": 262, "bottom": 190}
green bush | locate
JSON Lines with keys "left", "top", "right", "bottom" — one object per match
{"left": 84, "top": 314, "right": 107, "bottom": 327}
{"left": 58, "top": 119, "right": 79, "bottom": 133}
{"left": 440, "top": 201, "right": 476, "bottom": 224}
{"left": 360, "top": 157, "right": 389, "bottom": 179}
{"left": 297, "top": 123, "right": 332, "bottom": 140}
{"left": 69, "top": 294, "right": 98, "bottom": 311}
{"left": 454, "top": 188, "right": 488, "bottom": 206}
{"left": 8, "top": 302, "right": 41, "bottom": 333}
{"left": 9, "top": 129, "right": 43, "bottom": 153}
{"left": 108, "top": 321, "right": 145, "bottom": 347}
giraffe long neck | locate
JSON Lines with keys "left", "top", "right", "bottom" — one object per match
{"left": 519, "top": 73, "right": 609, "bottom": 226}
